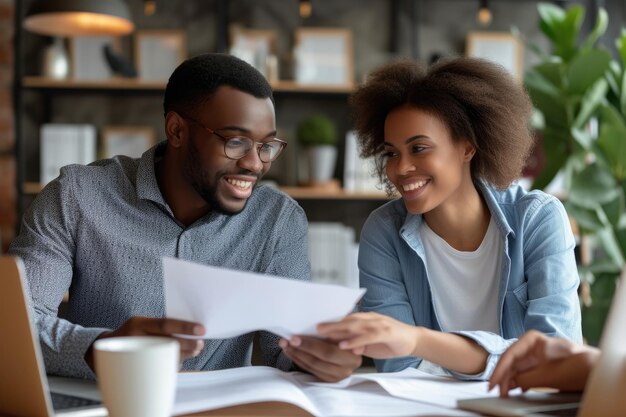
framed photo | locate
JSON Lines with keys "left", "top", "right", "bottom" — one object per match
{"left": 229, "top": 27, "right": 277, "bottom": 80}
{"left": 101, "top": 126, "right": 156, "bottom": 159}
{"left": 70, "top": 36, "right": 121, "bottom": 80}
{"left": 293, "top": 28, "right": 354, "bottom": 86}
{"left": 466, "top": 32, "right": 523, "bottom": 80}
{"left": 134, "top": 30, "right": 186, "bottom": 81}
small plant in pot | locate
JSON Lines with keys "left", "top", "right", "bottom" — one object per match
{"left": 297, "top": 114, "right": 338, "bottom": 185}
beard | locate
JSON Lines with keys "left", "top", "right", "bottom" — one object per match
{"left": 183, "top": 139, "right": 259, "bottom": 215}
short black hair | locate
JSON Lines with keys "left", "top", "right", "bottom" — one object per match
{"left": 350, "top": 57, "right": 534, "bottom": 191}
{"left": 163, "top": 53, "right": 274, "bottom": 117}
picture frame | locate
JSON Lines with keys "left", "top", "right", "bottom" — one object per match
{"left": 100, "top": 126, "right": 157, "bottom": 159}
{"left": 293, "top": 28, "right": 354, "bottom": 86}
{"left": 70, "top": 36, "right": 121, "bottom": 80}
{"left": 134, "top": 30, "right": 186, "bottom": 81}
{"left": 229, "top": 27, "right": 277, "bottom": 80}
{"left": 466, "top": 32, "right": 523, "bottom": 80}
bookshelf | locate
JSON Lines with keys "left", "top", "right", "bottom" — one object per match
{"left": 22, "top": 76, "right": 355, "bottom": 94}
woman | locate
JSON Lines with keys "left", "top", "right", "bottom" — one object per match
{"left": 316, "top": 57, "right": 582, "bottom": 380}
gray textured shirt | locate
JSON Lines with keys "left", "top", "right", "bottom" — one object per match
{"left": 9, "top": 142, "right": 311, "bottom": 379}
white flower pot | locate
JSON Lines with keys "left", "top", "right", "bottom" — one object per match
{"left": 306, "top": 145, "right": 337, "bottom": 183}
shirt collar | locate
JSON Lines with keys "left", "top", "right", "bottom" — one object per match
{"left": 399, "top": 180, "right": 514, "bottom": 246}
{"left": 136, "top": 141, "right": 168, "bottom": 206}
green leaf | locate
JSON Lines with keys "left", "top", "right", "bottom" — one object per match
{"left": 572, "top": 78, "right": 608, "bottom": 130}
{"left": 615, "top": 227, "right": 626, "bottom": 259}
{"left": 538, "top": 3, "right": 566, "bottom": 43}
{"left": 564, "top": 201, "right": 605, "bottom": 231}
{"left": 581, "top": 8, "right": 608, "bottom": 50}
{"left": 620, "top": 70, "right": 626, "bottom": 117}
{"left": 525, "top": 69, "right": 569, "bottom": 130}
{"left": 596, "top": 226, "right": 626, "bottom": 266}
{"left": 532, "top": 135, "right": 568, "bottom": 190}
{"left": 590, "top": 271, "right": 620, "bottom": 299}
{"left": 569, "top": 163, "right": 620, "bottom": 206}
{"left": 598, "top": 105, "right": 626, "bottom": 180}
{"left": 598, "top": 125, "right": 626, "bottom": 180}
{"left": 567, "top": 49, "right": 612, "bottom": 95}
{"left": 554, "top": 5, "right": 585, "bottom": 60}
{"left": 601, "top": 193, "right": 625, "bottom": 227}
{"left": 615, "top": 29, "right": 626, "bottom": 68}
{"left": 582, "top": 302, "right": 611, "bottom": 346}
{"left": 525, "top": 66, "right": 562, "bottom": 98}
{"left": 571, "top": 128, "right": 593, "bottom": 150}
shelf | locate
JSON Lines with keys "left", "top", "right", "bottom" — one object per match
{"left": 22, "top": 77, "right": 354, "bottom": 94}
{"left": 280, "top": 186, "right": 391, "bottom": 200}
{"left": 23, "top": 182, "right": 43, "bottom": 195}
{"left": 22, "top": 76, "right": 167, "bottom": 90}
{"left": 24, "top": 182, "right": 390, "bottom": 201}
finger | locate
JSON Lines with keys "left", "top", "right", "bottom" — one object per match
{"left": 335, "top": 333, "right": 384, "bottom": 351}
{"left": 316, "top": 324, "right": 355, "bottom": 339}
{"left": 178, "top": 338, "right": 204, "bottom": 357}
{"left": 143, "top": 318, "right": 205, "bottom": 337}
{"left": 283, "top": 344, "right": 353, "bottom": 382}
{"left": 291, "top": 336, "right": 361, "bottom": 368}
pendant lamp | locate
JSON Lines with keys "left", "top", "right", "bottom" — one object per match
{"left": 23, "top": 0, "right": 134, "bottom": 37}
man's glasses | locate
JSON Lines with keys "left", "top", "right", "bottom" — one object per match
{"left": 181, "top": 115, "right": 287, "bottom": 163}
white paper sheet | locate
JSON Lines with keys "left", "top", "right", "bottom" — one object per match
{"left": 163, "top": 257, "right": 366, "bottom": 339}
{"left": 308, "top": 368, "right": 503, "bottom": 408}
{"left": 173, "top": 366, "right": 480, "bottom": 417}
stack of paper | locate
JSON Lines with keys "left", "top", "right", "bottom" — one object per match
{"left": 172, "top": 366, "right": 489, "bottom": 416}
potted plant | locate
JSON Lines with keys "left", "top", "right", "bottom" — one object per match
{"left": 297, "top": 114, "right": 338, "bottom": 185}
{"left": 525, "top": 3, "right": 626, "bottom": 344}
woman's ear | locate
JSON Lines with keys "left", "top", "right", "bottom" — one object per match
{"left": 462, "top": 139, "right": 476, "bottom": 162}
{"left": 164, "top": 111, "right": 185, "bottom": 148}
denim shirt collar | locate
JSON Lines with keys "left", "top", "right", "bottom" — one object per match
{"left": 399, "top": 180, "right": 514, "bottom": 250}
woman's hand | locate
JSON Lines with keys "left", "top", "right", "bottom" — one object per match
{"left": 317, "top": 312, "right": 420, "bottom": 358}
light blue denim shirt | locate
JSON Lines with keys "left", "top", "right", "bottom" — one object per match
{"left": 358, "top": 181, "right": 582, "bottom": 380}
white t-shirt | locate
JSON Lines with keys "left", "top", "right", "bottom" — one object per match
{"left": 419, "top": 217, "right": 502, "bottom": 334}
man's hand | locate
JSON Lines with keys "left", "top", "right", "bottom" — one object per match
{"left": 489, "top": 330, "right": 600, "bottom": 397}
{"left": 85, "top": 316, "right": 206, "bottom": 369}
{"left": 279, "top": 336, "right": 362, "bottom": 382}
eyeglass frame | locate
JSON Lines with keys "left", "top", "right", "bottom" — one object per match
{"left": 180, "top": 114, "right": 287, "bottom": 163}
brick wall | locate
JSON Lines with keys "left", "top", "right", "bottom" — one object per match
{"left": 0, "top": 0, "right": 15, "bottom": 253}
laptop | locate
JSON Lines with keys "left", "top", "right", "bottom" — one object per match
{"left": 459, "top": 266, "right": 626, "bottom": 417}
{"left": 0, "top": 256, "right": 107, "bottom": 417}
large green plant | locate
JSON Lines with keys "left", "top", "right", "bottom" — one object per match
{"left": 526, "top": 3, "right": 626, "bottom": 345}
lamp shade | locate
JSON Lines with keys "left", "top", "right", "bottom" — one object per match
{"left": 23, "top": 0, "right": 134, "bottom": 37}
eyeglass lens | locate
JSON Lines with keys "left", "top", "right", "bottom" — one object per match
{"left": 224, "top": 137, "right": 283, "bottom": 162}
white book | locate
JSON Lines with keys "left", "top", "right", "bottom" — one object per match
{"left": 309, "top": 222, "right": 358, "bottom": 288}
{"left": 343, "top": 130, "right": 385, "bottom": 194}
{"left": 343, "top": 131, "right": 358, "bottom": 192}
{"left": 40, "top": 124, "right": 97, "bottom": 185}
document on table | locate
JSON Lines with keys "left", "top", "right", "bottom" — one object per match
{"left": 308, "top": 367, "right": 505, "bottom": 408}
{"left": 163, "top": 257, "right": 366, "bottom": 339}
{"left": 172, "top": 366, "right": 482, "bottom": 417}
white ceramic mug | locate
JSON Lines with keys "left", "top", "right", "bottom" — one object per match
{"left": 94, "top": 336, "right": 179, "bottom": 417}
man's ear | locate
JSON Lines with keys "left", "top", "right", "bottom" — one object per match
{"left": 165, "top": 111, "right": 185, "bottom": 148}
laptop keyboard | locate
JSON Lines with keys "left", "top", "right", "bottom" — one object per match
{"left": 50, "top": 391, "right": 101, "bottom": 410}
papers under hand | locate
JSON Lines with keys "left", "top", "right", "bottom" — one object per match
{"left": 163, "top": 257, "right": 365, "bottom": 339}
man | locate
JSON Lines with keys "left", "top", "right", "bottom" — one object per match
{"left": 9, "top": 53, "right": 360, "bottom": 381}
{"left": 488, "top": 330, "right": 600, "bottom": 396}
